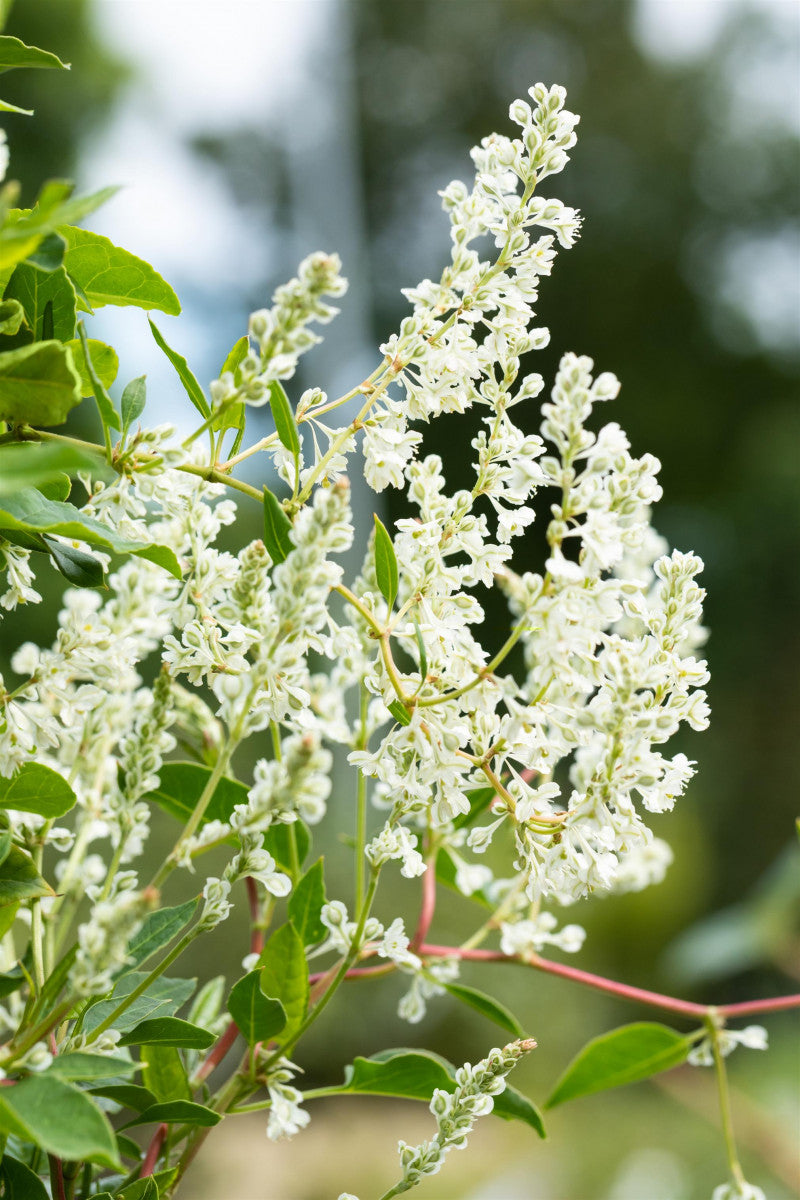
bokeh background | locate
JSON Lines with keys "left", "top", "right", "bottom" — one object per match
{"left": 1, "top": 0, "right": 799, "bottom": 1196}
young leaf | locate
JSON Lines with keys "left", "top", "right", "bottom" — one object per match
{"left": 45, "top": 536, "right": 106, "bottom": 589}
{"left": 546, "top": 1023, "right": 692, "bottom": 1109}
{"left": 288, "top": 858, "right": 327, "bottom": 946}
{"left": 141, "top": 1044, "right": 190, "bottom": 1103}
{"left": 145, "top": 762, "right": 247, "bottom": 835}
{"left": 373, "top": 514, "right": 398, "bottom": 609}
{"left": 227, "top": 970, "right": 286, "bottom": 1047}
{"left": 122, "top": 1099, "right": 221, "bottom": 1130}
{"left": 77, "top": 321, "right": 119, "bottom": 432}
{"left": 0, "top": 846, "right": 53, "bottom": 906}
{"left": 387, "top": 699, "right": 411, "bottom": 726}
{"left": 118, "top": 1016, "right": 215, "bottom": 1050}
{"left": 65, "top": 336, "right": 119, "bottom": 396}
{"left": 262, "top": 486, "right": 293, "bottom": 565}
{"left": 60, "top": 226, "right": 180, "bottom": 315}
{"left": 258, "top": 923, "right": 308, "bottom": 1043}
{"left": 0, "top": 1154, "right": 49, "bottom": 1199}
{"left": 443, "top": 982, "right": 526, "bottom": 1039}
{"left": 0, "top": 1074, "right": 121, "bottom": 1168}
{"left": 121, "top": 374, "right": 146, "bottom": 432}
{"left": 44, "top": 1053, "right": 139, "bottom": 1081}
{"left": 148, "top": 318, "right": 209, "bottom": 418}
{"left": 268, "top": 380, "right": 301, "bottom": 458}
{"left": 0, "top": 762, "right": 76, "bottom": 819}
{"left": 124, "top": 898, "right": 198, "bottom": 973}
{"left": 5, "top": 263, "right": 76, "bottom": 342}
{"left": 0, "top": 340, "right": 81, "bottom": 426}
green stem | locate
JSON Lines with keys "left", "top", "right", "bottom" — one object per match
{"left": 416, "top": 616, "right": 528, "bottom": 707}
{"left": 86, "top": 930, "right": 196, "bottom": 1044}
{"left": 706, "top": 1011, "right": 746, "bottom": 1190}
{"left": 355, "top": 684, "right": 369, "bottom": 914}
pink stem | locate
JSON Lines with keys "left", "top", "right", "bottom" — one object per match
{"left": 418, "top": 944, "right": 800, "bottom": 1021}
{"left": 308, "top": 963, "right": 394, "bottom": 986}
{"left": 194, "top": 1019, "right": 239, "bottom": 1085}
{"left": 411, "top": 856, "right": 437, "bottom": 951}
{"left": 49, "top": 1156, "right": 67, "bottom": 1200}
{"left": 140, "top": 1122, "right": 168, "bottom": 1177}
{"left": 245, "top": 876, "right": 264, "bottom": 956}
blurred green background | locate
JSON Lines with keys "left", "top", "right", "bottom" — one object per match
{"left": 1, "top": 0, "right": 798, "bottom": 1196}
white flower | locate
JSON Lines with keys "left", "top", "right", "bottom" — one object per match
{"left": 688, "top": 1025, "right": 768, "bottom": 1067}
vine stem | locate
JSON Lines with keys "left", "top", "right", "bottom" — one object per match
{"left": 706, "top": 1011, "right": 746, "bottom": 1189}
{"left": 411, "top": 852, "right": 437, "bottom": 951}
{"left": 416, "top": 944, "right": 800, "bottom": 1021}
{"left": 140, "top": 1123, "right": 168, "bottom": 1178}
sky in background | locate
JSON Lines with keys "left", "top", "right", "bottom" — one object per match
{"left": 80, "top": 0, "right": 799, "bottom": 433}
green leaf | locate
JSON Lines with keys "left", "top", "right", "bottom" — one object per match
{"left": 0, "top": 1155, "right": 49, "bottom": 1199}
{"left": 115, "top": 1133, "right": 141, "bottom": 1162}
{"left": 118, "top": 1183, "right": 158, "bottom": 1200}
{"left": 77, "top": 321, "right": 119, "bottom": 432}
{"left": 373, "top": 514, "right": 398, "bottom": 609}
{"left": 452, "top": 786, "right": 496, "bottom": 831}
{"left": 493, "top": 1086, "right": 546, "bottom": 1138}
{"left": 118, "top": 1016, "right": 215, "bottom": 1050}
{"left": 148, "top": 318, "right": 208, "bottom": 418}
{"left": 141, "top": 1043, "right": 190, "bottom": 1104}
{"left": 413, "top": 617, "right": 428, "bottom": 682}
{"left": 65, "top": 336, "right": 119, "bottom": 397}
{"left": 0, "top": 488, "right": 181, "bottom": 578}
{"left": 37, "top": 473, "right": 70, "bottom": 502}
{"left": 0, "top": 900, "right": 17, "bottom": 938}
{"left": 0, "top": 297, "right": 24, "bottom": 335}
{"left": 211, "top": 334, "right": 249, "bottom": 442}
{"left": 0, "top": 442, "right": 101, "bottom": 496}
{"left": 443, "top": 983, "right": 526, "bottom": 1038}
{"left": 5, "top": 263, "right": 76, "bottom": 342}
{"left": 263, "top": 821, "right": 310, "bottom": 875}
{"left": 124, "top": 899, "right": 198, "bottom": 973}
{"left": 0, "top": 845, "right": 53, "bottom": 906}
{"left": 145, "top": 762, "right": 247, "bottom": 838}
{"left": 187, "top": 974, "right": 226, "bottom": 1032}
{"left": 0, "top": 36, "right": 69, "bottom": 73}
{"left": 435, "top": 846, "right": 493, "bottom": 909}
{"left": 387, "top": 699, "right": 411, "bottom": 726}
{"left": 0, "top": 98, "right": 32, "bottom": 116}
{"left": 0, "top": 762, "right": 76, "bottom": 818}
{"left": 121, "top": 374, "right": 146, "bottom": 432}
{"left": 546, "top": 1023, "right": 692, "bottom": 1109}
{"left": 123, "top": 1099, "right": 221, "bottom": 1130}
{"left": 82, "top": 973, "right": 196, "bottom": 1036}
{"left": 288, "top": 858, "right": 327, "bottom": 946}
{"left": 262, "top": 486, "right": 293, "bottom": 565}
{"left": 45, "top": 536, "right": 106, "bottom": 588}
{"left": 227, "top": 970, "right": 286, "bottom": 1047}
{"left": 25, "top": 231, "right": 66, "bottom": 273}
{"left": 89, "top": 1082, "right": 157, "bottom": 1112}
{"left": 258, "top": 923, "right": 308, "bottom": 1043}
{"left": 44, "top": 1052, "right": 138, "bottom": 1081}
{"left": 0, "top": 340, "right": 80, "bottom": 426}
{"left": 267, "top": 380, "right": 300, "bottom": 458}
{"left": 0, "top": 1074, "right": 120, "bottom": 1168}
{"left": 60, "top": 226, "right": 180, "bottom": 315}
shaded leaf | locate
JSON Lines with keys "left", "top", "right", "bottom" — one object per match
{"left": 546, "top": 1023, "right": 692, "bottom": 1109}
{"left": 0, "top": 762, "right": 76, "bottom": 818}
{"left": 0, "top": 296, "right": 24, "bottom": 335}
{"left": 443, "top": 982, "right": 526, "bottom": 1039}
{"left": 45, "top": 536, "right": 105, "bottom": 588}
{"left": 0, "top": 442, "right": 100, "bottom": 496}
{"left": 145, "top": 762, "right": 247, "bottom": 838}
{"left": 44, "top": 1052, "right": 138, "bottom": 1081}
{"left": 0, "top": 1154, "right": 49, "bottom": 1198}
{"left": 5, "top": 263, "right": 76, "bottom": 342}
{"left": 82, "top": 973, "right": 196, "bottom": 1036}
{"left": 0, "top": 340, "right": 81, "bottom": 426}
{"left": 0, "top": 1074, "right": 120, "bottom": 1168}
{"left": 264, "top": 821, "right": 310, "bottom": 875}
{"left": 25, "top": 231, "right": 65, "bottom": 272}
{"left": 89, "top": 1083, "right": 157, "bottom": 1113}
{"left": 262, "top": 486, "right": 293, "bottom": 565}
{"left": 123, "top": 1100, "right": 220, "bottom": 1130}
{"left": 227, "top": 970, "right": 286, "bottom": 1047}
{"left": 118, "top": 1016, "right": 214, "bottom": 1050}
{"left": 65, "top": 335, "right": 119, "bottom": 396}
{"left": 0, "top": 845, "right": 53, "bottom": 906}
{"left": 61, "top": 226, "right": 180, "bottom": 315}
{"left": 141, "top": 1043, "right": 190, "bottom": 1104}
{"left": 77, "top": 321, "right": 119, "bottom": 432}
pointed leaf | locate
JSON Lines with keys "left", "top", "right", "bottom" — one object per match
{"left": 121, "top": 374, "right": 147, "bottom": 432}
{"left": 25, "top": 231, "right": 66, "bottom": 272}
{"left": 124, "top": 898, "right": 198, "bottom": 973}
{"left": 0, "top": 297, "right": 24, "bottom": 335}
{"left": 0, "top": 845, "right": 53, "bottom": 906}
{"left": 0, "top": 1155, "right": 49, "bottom": 1198}
{"left": 82, "top": 973, "right": 196, "bottom": 1036}
{"left": 0, "top": 762, "right": 76, "bottom": 818}
{"left": 148, "top": 318, "right": 208, "bottom": 418}
{"left": 227, "top": 970, "right": 286, "bottom": 1047}
{"left": 288, "top": 858, "right": 327, "bottom": 946}
{"left": 0, "top": 442, "right": 101, "bottom": 496}
{"left": 5, "top": 263, "right": 76, "bottom": 342}
{"left": 264, "top": 821, "right": 310, "bottom": 875}
{"left": 141, "top": 1043, "right": 190, "bottom": 1103}
{"left": 118, "top": 1016, "right": 214, "bottom": 1050}
{"left": 0, "top": 1074, "right": 120, "bottom": 1168}
{"left": 373, "top": 514, "right": 398, "bottom": 609}
{"left": 262, "top": 486, "right": 293, "bottom": 564}
{"left": 492, "top": 1085, "right": 546, "bottom": 1138}
{"left": 343, "top": 1049, "right": 455, "bottom": 1099}
{"left": 145, "top": 762, "right": 247, "bottom": 836}
{"left": 387, "top": 699, "right": 411, "bottom": 726}
{"left": 443, "top": 982, "right": 526, "bottom": 1038}
{"left": 89, "top": 1083, "right": 157, "bottom": 1113}
{"left": 45, "top": 536, "right": 105, "bottom": 588}
{"left": 0, "top": 36, "right": 69, "bottom": 73}
{"left": 0, "top": 340, "right": 81, "bottom": 425}
{"left": 117, "top": 1181, "right": 158, "bottom": 1200}
{"left": 546, "top": 1022, "right": 692, "bottom": 1109}
{"left": 77, "top": 321, "right": 119, "bottom": 431}
{"left": 123, "top": 1100, "right": 220, "bottom": 1129}
{"left": 61, "top": 226, "right": 180, "bottom": 315}
{"left": 268, "top": 380, "right": 300, "bottom": 457}
{"left": 44, "top": 1052, "right": 138, "bottom": 1081}
{"left": 258, "top": 923, "right": 308, "bottom": 1043}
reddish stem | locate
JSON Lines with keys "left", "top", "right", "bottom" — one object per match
{"left": 308, "top": 963, "right": 394, "bottom": 986}
{"left": 48, "top": 1156, "right": 67, "bottom": 1200}
{"left": 418, "top": 944, "right": 800, "bottom": 1021}
{"left": 246, "top": 876, "right": 264, "bottom": 956}
{"left": 194, "top": 1019, "right": 239, "bottom": 1086}
{"left": 140, "top": 1122, "right": 168, "bottom": 1177}
{"left": 411, "top": 856, "right": 437, "bottom": 951}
